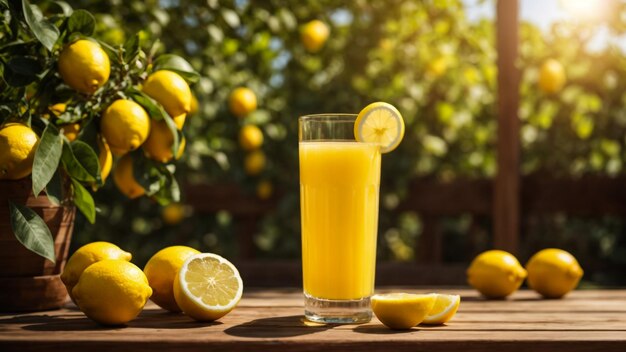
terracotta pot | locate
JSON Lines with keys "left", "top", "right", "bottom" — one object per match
{"left": 0, "top": 178, "right": 75, "bottom": 312}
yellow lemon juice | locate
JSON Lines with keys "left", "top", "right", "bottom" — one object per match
{"left": 299, "top": 141, "right": 381, "bottom": 300}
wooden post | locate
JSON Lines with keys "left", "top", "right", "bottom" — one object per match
{"left": 494, "top": 0, "right": 520, "bottom": 254}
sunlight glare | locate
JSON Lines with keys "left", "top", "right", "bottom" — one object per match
{"left": 559, "top": 0, "right": 611, "bottom": 21}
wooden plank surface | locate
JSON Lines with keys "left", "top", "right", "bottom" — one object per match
{"left": 1, "top": 289, "right": 625, "bottom": 351}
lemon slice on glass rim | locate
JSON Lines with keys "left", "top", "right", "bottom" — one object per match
{"left": 354, "top": 102, "right": 405, "bottom": 153}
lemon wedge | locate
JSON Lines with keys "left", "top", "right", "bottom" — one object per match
{"left": 422, "top": 294, "right": 461, "bottom": 325}
{"left": 173, "top": 253, "right": 243, "bottom": 321}
{"left": 354, "top": 102, "right": 405, "bottom": 153}
{"left": 371, "top": 293, "right": 436, "bottom": 329}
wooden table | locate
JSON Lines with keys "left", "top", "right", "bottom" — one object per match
{"left": 1, "top": 288, "right": 625, "bottom": 351}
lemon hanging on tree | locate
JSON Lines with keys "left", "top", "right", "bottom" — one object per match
{"left": 97, "top": 136, "right": 113, "bottom": 182}
{"left": 0, "top": 123, "right": 39, "bottom": 180}
{"left": 239, "top": 125, "right": 263, "bottom": 151}
{"left": 142, "top": 119, "right": 185, "bottom": 163}
{"left": 58, "top": 39, "right": 111, "bottom": 94}
{"left": 142, "top": 70, "right": 192, "bottom": 117}
{"left": 101, "top": 99, "right": 151, "bottom": 155}
{"left": 228, "top": 87, "right": 257, "bottom": 118}
{"left": 113, "top": 154, "right": 146, "bottom": 199}
{"left": 244, "top": 150, "right": 266, "bottom": 176}
{"left": 300, "top": 20, "right": 330, "bottom": 53}
{"left": 538, "top": 59, "right": 566, "bottom": 94}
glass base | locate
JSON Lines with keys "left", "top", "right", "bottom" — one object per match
{"left": 304, "top": 292, "right": 372, "bottom": 324}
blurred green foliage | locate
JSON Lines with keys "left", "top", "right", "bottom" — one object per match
{"left": 66, "top": 0, "right": 626, "bottom": 284}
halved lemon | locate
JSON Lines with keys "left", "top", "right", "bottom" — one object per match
{"left": 173, "top": 253, "right": 243, "bottom": 321}
{"left": 422, "top": 293, "right": 460, "bottom": 325}
{"left": 371, "top": 293, "right": 436, "bottom": 330}
{"left": 354, "top": 102, "right": 405, "bottom": 153}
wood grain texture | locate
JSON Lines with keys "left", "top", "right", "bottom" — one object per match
{"left": 494, "top": 0, "right": 521, "bottom": 254}
{"left": 1, "top": 289, "right": 625, "bottom": 352}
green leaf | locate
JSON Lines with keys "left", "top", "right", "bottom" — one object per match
{"left": 123, "top": 32, "right": 141, "bottom": 62}
{"left": 22, "top": 0, "right": 60, "bottom": 51}
{"left": 163, "top": 113, "right": 180, "bottom": 157}
{"left": 126, "top": 90, "right": 180, "bottom": 155}
{"left": 8, "top": 200, "right": 56, "bottom": 263}
{"left": 52, "top": 1, "right": 73, "bottom": 16}
{"left": 67, "top": 9, "right": 95, "bottom": 36}
{"left": 46, "top": 170, "right": 63, "bottom": 206}
{"left": 132, "top": 152, "right": 165, "bottom": 196}
{"left": 127, "top": 89, "right": 166, "bottom": 119}
{"left": 131, "top": 151, "right": 180, "bottom": 205}
{"left": 32, "top": 124, "right": 63, "bottom": 196}
{"left": 3, "top": 56, "right": 42, "bottom": 87}
{"left": 152, "top": 54, "right": 199, "bottom": 83}
{"left": 70, "top": 178, "right": 95, "bottom": 224}
{"left": 153, "top": 173, "right": 180, "bottom": 205}
{"left": 61, "top": 140, "right": 100, "bottom": 183}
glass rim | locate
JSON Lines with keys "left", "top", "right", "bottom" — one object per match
{"left": 299, "top": 113, "right": 357, "bottom": 122}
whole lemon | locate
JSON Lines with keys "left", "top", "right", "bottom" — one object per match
{"left": 0, "top": 123, "right": 39, "bottom": 180}
{"left": 97, "top": 136, "right": 113, "bottom": 182}
{"left": 526, "top": 248, "right": 583, "bottom": 298}
{"left": 173, "top": 113, "right": 186, "bottom": 130}
{"left": 101, "top": 99, "right": 151, "bottom": 155}
{"left": 189, "top": 94, "right": 199, "bottom": 115}
{"left": 113, "top": 154, "right": 145, "bottom": 199}
{"left": 244, "top": 150, "right": 266, "bottom": 176}
{"left": 162, "top": 203, "right": 186, "bottom": 226}
{"left": 61, "top": 123, "right": 81, "bottom": 142}
{"left": 49, "top": 102, "right": 66, "bottom": 117}
{"left": 73, "top": 259, "right": 152, "bottom": 325}
{"left": 60, "top": 241, "right": 131, "bottom": 302}
{"left": 142, "top": 70, "right": 192, "bottom": 117}
{"left": 58, "top": 39, "right": 110, "bottom": 94}
{"left": 176, "top": 137, "right": 186, "bottom": 160}
{"left": 300, "top": 20, "right": 330, "bottom": 53}
{"left": 228, "top": 87, "right": 257, "bottom": 118}
{"left": 427, "top": 57, "right": 448, "bottom": 78}
{"left": 256, "top": 180, "right": 273, "bottom": 200}
{"left": 143, "top": 246, "right": 200, "bottom": 312}
{"left": 47, "top": 103, "right": 81, "bottom": 141}
{"left": 238, "top": 125, "right": 263, "bottom": 151}
{"left": 539, "top": 59, "right": 566, "bottom": 94}
{"left": 467, "top": 250, "right": 527, "bottom": 299}
{"left": 142, "top": 119, "right": 184, "bottom": 163}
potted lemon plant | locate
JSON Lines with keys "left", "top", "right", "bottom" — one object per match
{"left": 0, "top": 0, "right": 197, "bottom": 311}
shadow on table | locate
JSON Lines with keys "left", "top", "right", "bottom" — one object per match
{"left": 0, "top": 308, "right": 221, "bottom": 331}
{"left": 225, "top": 315, "right": 331, "bottom": 338}
{"left": 130, "top": 308, "right": 223, "bottom": 329}
{"left": 0, "top": 314, "right": 114, "bottom": 331}
{"left": 352, "top": 324, "right": 422, "bottom": 335}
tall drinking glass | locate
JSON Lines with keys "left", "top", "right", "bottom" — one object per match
{"left": 299, "top": 114, "right": 381, "bottom": 324}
